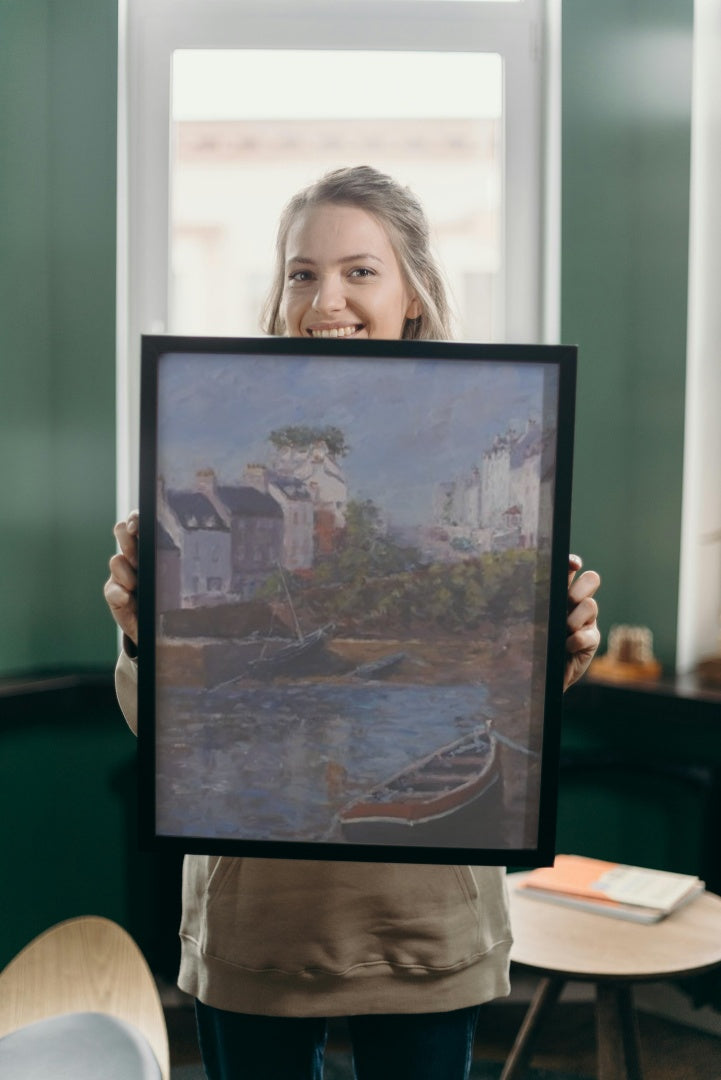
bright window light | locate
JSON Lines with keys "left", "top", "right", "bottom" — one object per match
{"left": 173, "top": 50, "right": 502, "bottom": 121}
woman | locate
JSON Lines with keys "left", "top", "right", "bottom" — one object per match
{"left": 106, "top": 166, "right": 601, "bottom": 1080}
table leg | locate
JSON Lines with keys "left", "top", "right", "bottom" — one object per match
{"left": 499, "top": 976, "right": 565, "bottom": 1080}
{"left": 596, "top": 982, "right": 643, "bottom": 1080}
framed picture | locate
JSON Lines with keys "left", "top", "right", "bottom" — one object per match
{"left": 137, "top": 336, "right": 576, "bottom": 865}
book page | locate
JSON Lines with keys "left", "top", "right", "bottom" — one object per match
{"left": 597, "top": 866, "right": 699, "bottom": 910}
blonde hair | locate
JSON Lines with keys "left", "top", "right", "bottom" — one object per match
{"left": 261, "top": 165, "right": 454, "bottom": 341}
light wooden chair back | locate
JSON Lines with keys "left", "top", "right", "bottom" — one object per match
{"left": 0, "top": 915, "right": 170, "bottom": 1080}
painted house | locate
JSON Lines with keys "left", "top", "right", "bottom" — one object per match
{"left": 508, "top": 421, "right": 543, "bottom": 548}
{"left": 273, "top": 441, "right": 348, "bottom": 543}
{"left": 216, "top": 485, "right": 284, "bottom": 599}
{"left": 267, "top": 477, "right": 314, "bottom": 570}
{"left": 164, "top": 490, "right": 231, "bottom": 604}
{"left": 463, "top": 467, "right": 483, "bottom": 529}
{"left": 480, "top": 430, "right": 516, "bottom": 531}
{"left": 433, "top": 471, "right": 482, "bottom": 531}
{"left": 243, "top": 464, "right": 314, "bottom": 571}
{"left": 433, "top": 420, "right": 551, "bottom": 554}
{"left": 538, "top": 448, "right": 556, "bottom": 551}
{"left": 156, "top": 521, "right": 181, "bottom": 612}
{"left": 494, "top": 504, "right": 523, "bottom": 550}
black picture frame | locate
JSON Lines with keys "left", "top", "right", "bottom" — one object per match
{"left": 138, "top": 335, "right": 576, "bottom": 866}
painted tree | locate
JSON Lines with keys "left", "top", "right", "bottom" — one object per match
{"left": 268, "top": 425, "right": 349, "bottom": 459}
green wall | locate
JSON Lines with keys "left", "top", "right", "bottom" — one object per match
{"left": 562, "top": 0, "right": 693, "bottom": 670}
{"left": 0, "top": 0, "right": 118, "bottom": 676}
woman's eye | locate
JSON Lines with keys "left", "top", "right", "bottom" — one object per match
{"left": 288, "top": 269, "right": 313, "bottom": 283}
{"left": 349, "top": 267, "right": 375, "bottom": 279}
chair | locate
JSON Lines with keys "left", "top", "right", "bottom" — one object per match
{"left": 0, "top": 915, "right": 170, "bottom": 1079}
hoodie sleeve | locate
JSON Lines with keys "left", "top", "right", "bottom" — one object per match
{"left": 115, "top": 645, "right": 139, "bottom": 736}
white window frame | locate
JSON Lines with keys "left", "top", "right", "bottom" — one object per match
{"left": 117, "top": 0, "right": 558, "bottom": 512}
{"left": 676, "top": 0, "right": 721, "bottom": 674}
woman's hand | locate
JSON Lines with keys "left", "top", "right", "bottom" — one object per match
{"left": 564, "top": 554, "right": 601, "bottom": 691}
{"left": 103, "top": 510, "right": 139, "bottom": 646}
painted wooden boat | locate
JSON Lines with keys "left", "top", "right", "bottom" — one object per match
{"left": 337, "top": 727, "right": 502, "bottom": 847}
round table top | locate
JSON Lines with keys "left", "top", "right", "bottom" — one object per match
{"left": 508, "top": 871, "right": 721, "bottom": 981}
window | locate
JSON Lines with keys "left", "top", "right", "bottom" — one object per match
{"left": 118, "top": 0, "right": 557, "bottom": 510}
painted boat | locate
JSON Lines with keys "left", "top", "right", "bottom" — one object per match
{"left": 350, "top": 651, "right": 407, "bottom": 680}
{"left": 245, "top": 622, "right": 336, "bottom": 676}
{"left": 337, "top": 727, "right": 502, "bottom": 847}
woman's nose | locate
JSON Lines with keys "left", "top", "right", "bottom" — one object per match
{"left": 312, "top": 274, "right": 345, "bottom": 314}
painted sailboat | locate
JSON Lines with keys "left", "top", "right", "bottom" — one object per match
{"left": 244, "top": 621, "right": 336, "bottom": 676}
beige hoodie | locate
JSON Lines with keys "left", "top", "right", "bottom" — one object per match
{"left": 116, "top": 651, "right": 512, "bottom": 1016}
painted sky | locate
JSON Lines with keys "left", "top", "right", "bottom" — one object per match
{"left": 155, "top": 350, "right": 558, "bottom": 528}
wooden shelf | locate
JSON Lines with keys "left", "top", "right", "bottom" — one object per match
{"left": 564, "top": 671, "right": 721, "bottom": 723}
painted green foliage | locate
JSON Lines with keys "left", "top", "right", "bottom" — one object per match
{"left": 268, "top": 425, "right": 350, "bottom": 458}
{"left": 301, "top": 532, "right": 539, "bottom": 636}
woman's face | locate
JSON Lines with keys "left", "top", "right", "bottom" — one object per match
{"left": 280, "top": 203, "right": 421, "bottom": 340}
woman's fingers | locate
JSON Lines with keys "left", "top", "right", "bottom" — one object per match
{"left": 105, "top": 511, "right": 140, "bottom": 644}
{"left": 113, "top": 514, "right": 139, "bottom": 568}
{"left": 564, "top": 560, "right": 601, "bottom": 690}
{"left": 567, "top": 552, "right": 583, "bottom": 587}
{"left": 566, "top": 589, "right": 600, "bottom": 635}
{"left": 568, "top": 568, "right": 601, "bottom": 611}
{"left": 103, "top": 575, "right": 138, "bottom": 643}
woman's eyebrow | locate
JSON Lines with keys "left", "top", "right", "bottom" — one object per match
{"left": 338, "top": 253, "right": 384, "bottom": 264}
{"left": 286, "top": 253, "right": 384, "bottom": 266}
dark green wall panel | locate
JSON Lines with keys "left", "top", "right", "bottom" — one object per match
{"left": 562, "top": 1, "right": 693, "bottom": 669}
{"left": 0, "top": 3, "right": 54, "bottom": 670}
{"left": 0, "top": 0, "right": 118, "bottom": 675}
{"left": 0, "top": 683, "right": 183, "bottom": 975}
{"left": 0, "top": 700, "right": 133, "bottom": 965}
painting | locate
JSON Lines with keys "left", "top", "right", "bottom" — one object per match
{"left": 137, "top": 336, "right": 576, "bottom": 864}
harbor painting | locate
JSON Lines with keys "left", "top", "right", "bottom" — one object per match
{"left": 139, "top": 337, "right": 576, "bottom": 863}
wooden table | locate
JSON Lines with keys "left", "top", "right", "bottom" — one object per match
{"left": 502, "top": 873, "right": 721, "bottom": 1080}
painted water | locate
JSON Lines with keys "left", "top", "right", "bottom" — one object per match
{"left": 156, "top": 681, "right": 493, "bottom": 843}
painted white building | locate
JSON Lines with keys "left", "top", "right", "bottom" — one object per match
{"left": 508, "top": 422, "right": 542, "bottom": 548}
{"left": 268, "top": 477, "right": 315, "bottom": 570}
{"left": 273, "top": 441, "right": 348, "bottom": 530}
{"left": 480, "top": 435, "right": 513, "bottom": 530}
{"left": 432, "top": 419, "right": 552, "bottom": 554}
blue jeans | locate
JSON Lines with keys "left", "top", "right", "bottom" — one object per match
{"left": 195, "top": 1000, "right": 481, "bottom": 1080}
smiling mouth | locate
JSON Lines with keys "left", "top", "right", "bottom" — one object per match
{"left": 307, "top": 324, "right": 364, "bottom": 339}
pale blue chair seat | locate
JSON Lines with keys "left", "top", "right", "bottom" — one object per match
{"left": 0, "top": 1011, "right": 162, "bottom": 1079}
